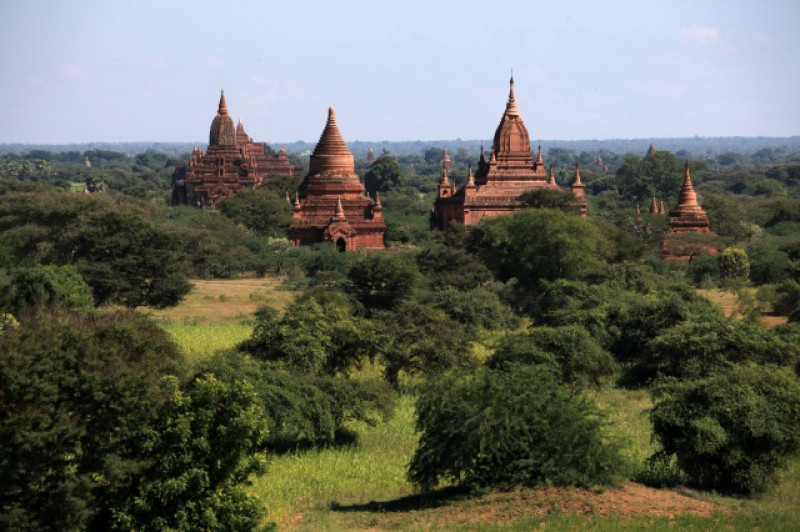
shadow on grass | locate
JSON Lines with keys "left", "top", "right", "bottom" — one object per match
{"left": 266, "top": 426, "right": 361, "bottom": 455}
{"left": 329, "top": 485, "right": 472, "bottom": 514}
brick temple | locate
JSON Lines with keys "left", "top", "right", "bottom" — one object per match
{"left": 662, "top": 161, "right": 718, "bottom": 260}
{"left": 171, "top": 90, "right": 300, "bottom": 207}
{"left": 431, "top": 76, "right": 586, "bottom": 230}
{"left": 288, "top": 106, "right": 385, "bottom": 251}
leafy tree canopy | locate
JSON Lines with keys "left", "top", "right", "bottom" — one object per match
{"left": 467, "top": 208, "right": 613, "bottom": 287}
{"left": 364, "top": 155, "right": 404, "bottom": 193}
{"left": 0, "top": 192, "right": 191, "bottom": 308}
{"left": 217, "top": 187, "right": 293, "bottom": 237}
{"left": 408, "top": 365, "right": 625, "bottom": 491}
{"left": 650, "top": 365, "right": 800, "bottom": 495}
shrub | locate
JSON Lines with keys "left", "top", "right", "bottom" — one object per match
{"left": 426, "top": 286, "right": 519, "bottom": 330}
{"left": 610, "top": 291, "right": 722, "bottom": 363}
{"left": 198, "top": 351, "right": 396, "bottom": 450}
{"left": 0, "top": 310, "right": 241, "bottom": 530}
{"left": 416, "top": 244, "right": 493, "bottom": 291}
{"left": 649, "top": 365, "right": 800, "bottom": 495}
{"left": 720, "top": 247, "right": 750, "bottom": 286}
{"left": 347, "top": 252, "right": 420, "bottom": 311}
{"left": 687, "top": 255, "right": 721, "bottom": 287}
{"left": 748, "top": 245, "right": 790, "bottom": 285}
{"left": 774, "top": 280, "right": 800, "bottom": 322}
{"left": 374, "top": 299, "right": 475, "bottom": 387}
{"left": 1, "top": 264, "right": 93, "bottom": 313}
{"left": 408, "top": 365, "right": 625, "bottom": 490}
{"left": 238, "top": 294, "right": 369, "bottom": 375}
{"left": 488, "top": 326, "right": 615, "bottom": 386}
{"left": 637, "top": 318, "right": 799, "bottom": 383}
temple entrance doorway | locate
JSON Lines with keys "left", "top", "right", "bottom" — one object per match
{"left": 336, "top": 237, "right": 346, "bottom": 252}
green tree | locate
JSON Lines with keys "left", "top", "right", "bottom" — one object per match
{"left": 518, "top": 187, "right": 576, "bottom": 209}
{"left": 423, "top": 147, "right": 445, "bottom": 165}
{"left": 639, "top": 318, "right": 799, "bottom": 383}
{"left": 720, "top": 247, "right": 750, "bottom": 286}
{"left": 615, "top": 152, "right": 683, "bottom": 204}
{"left": 110, "top": 375, "right": 269, "bottom": 530}
{"left": 363, "top": 155, "right": 403, "bottom": 193}
{"left": 408, "top": 365, "right": 624, "bottom": 490}
{"left": 467, "top": 209, "right": 612, "bottom": 288}
{"left": 200, "top": 350, "right": 395, "bottom": 451}
{"left": 650, "top": 365, "right": 800, "bottom": 495}
{"left": 347, "top": 252, "right": 420, "bottom": 311}
{"left": 487, "top": 325, "right": 615, "bottom": 386}
{"left": 0, "top": 310, "right": 185, "bottom": 530}
{"left": 610, "top": 291, "right": 722, "bottom": 363}
{"left": 374, "top": 299, "right": 475, "bottom": 387}
{"left": 239, "top": 292, "right": 369, "bottom": 375}
{"left": 416, "top": 244, "right": 494, "bottom": 291}
{"left": 0, "top": 192, "right": 191, "bottom": 308}
{"left": 1, "top": 264, "right": 93, "bottom": 313}
{"left": 426, "top": 287, "right": 519, "bottom": 330}
{"left": 217, "top": 187, "right": 293, "bottom": 237}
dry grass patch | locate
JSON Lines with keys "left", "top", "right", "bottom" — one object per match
{"left": 150, "top": 277, "right": 295, "bottom": 325}
{"left": 696, "top": 288, "right": 787, "bottom": 327}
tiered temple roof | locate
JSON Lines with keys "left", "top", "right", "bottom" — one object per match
{"left": 667, "top": 161, "right": 714, "bottom": 235}
{"left": 431, "top": 76, "right": 586, "bottom": 230}
{"left": 288, "top": 107, "right": 385, "bottom": 251}
{"left": 171, "top": 90, "right": 300, "bottom": 208}
{"left": 662, "top": 161, "right": 718, "bottom": 259}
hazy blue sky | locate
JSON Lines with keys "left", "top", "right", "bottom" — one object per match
{"left": 2, "top": 0, "right": 798, "bottom": 144}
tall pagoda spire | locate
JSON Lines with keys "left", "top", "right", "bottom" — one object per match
{"left": 572, "top": 161, "right": 583, "bottom": 186}
{"left": 548, "top": 164, "right": 555, "bottom": 185}
{"left": 218, "top": 90, "right": 229, "bottom": 115}
{"left": 677, "top": 160, "right": 698, "bottom": 207}
{"left": 505, "top": 73, "right": 520, "bottom": 116}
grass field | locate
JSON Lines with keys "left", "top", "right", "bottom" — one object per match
{"left": 146, "top": 277, "right": 296, "bottom": 367}
{"left": 150, "top": 280, "right": 799, "bottom": 530}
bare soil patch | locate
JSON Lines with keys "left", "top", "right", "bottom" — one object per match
{"left": 329, "top": 482, "right": 725, "bottom": 530}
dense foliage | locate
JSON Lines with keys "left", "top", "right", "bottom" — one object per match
{"left": 409, "top": 365, "right": 625, "bottom": 490}
{"left": 487, "top": 325, "right": 615, "bottom": 386}
{"left": 0, "top": 310, "right": 269, "bottom": 530}
{"left": 0, "top": 192, "right": 191, "bottom": 308}
{"left": 650, "top": 365, "right": 800, "bottom": 495}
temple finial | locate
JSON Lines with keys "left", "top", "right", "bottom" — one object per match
{"left": 218, "top": 90, "right": 228, "bottom": 115}
{"left": 573, "top": 161, "right": 582, "bottom": 185}
{"left": 335, "top": 195, "right": 345, "bottom": 217}
{"left": 467, "top": 164, "right": 475, "bottom": 186}
{"left": 548, "top": 164, "right": 555, "bottom": 184}
{"left": 328, "top": 106, "right": 336, "bottom": 123}
{"left": 505, "top": 73, "right": 519, "bottom": 115}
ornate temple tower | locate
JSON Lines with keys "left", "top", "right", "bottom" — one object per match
{"left": 431, "top": 76, "right": 583, "bottom": 230}
{"left": 171, "top": 90, "right": 300, "bottom": 208}
{"left": 662, "top": 161, "right": 718, "bottom": 259}
{"left": 288, "top": 107, "right": 385, "bottom": 251}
